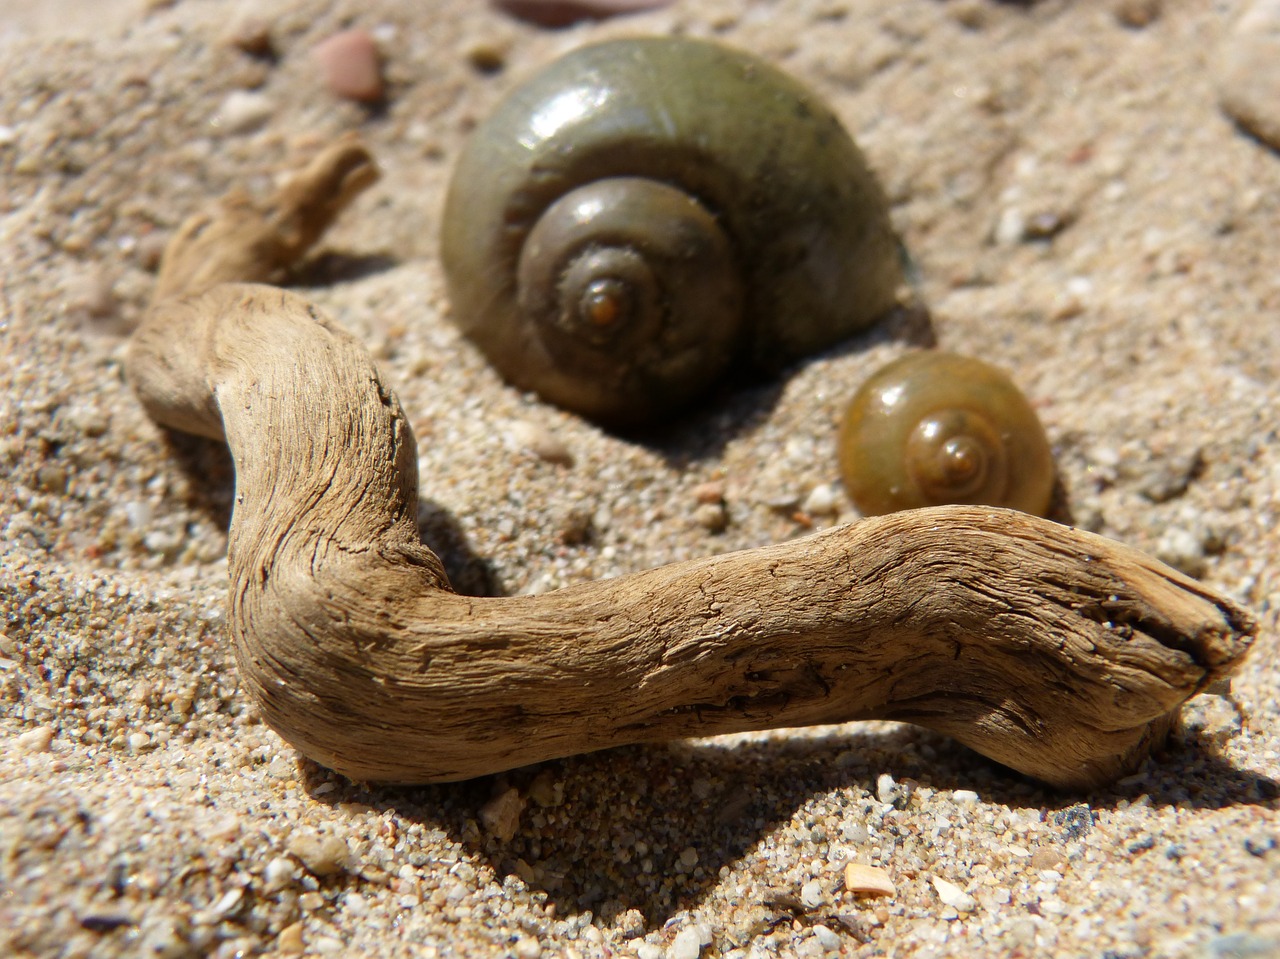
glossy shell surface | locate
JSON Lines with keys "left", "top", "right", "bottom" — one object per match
{"left": 838, "top": 351, "right": 1055, "bottom": 517}
{"left": 441, "top": 36, "right": 903, "bottom": 427}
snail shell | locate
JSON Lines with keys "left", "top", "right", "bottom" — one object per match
{"left": 838, "top": 351, "right": 1055, "bottom": 517}
{"left": 441, "top": 36, "right": 903, "bottom": 428}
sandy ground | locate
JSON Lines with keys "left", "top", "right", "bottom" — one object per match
{"left": 1, "top": 0, "right": 1278, "bottom": 957}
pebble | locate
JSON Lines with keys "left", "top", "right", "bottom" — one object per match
{"left": 800, "top": 483, "right": 840, "bottom": 516}
{"left": 1195, "top": 932, "right": 1280, "bottom": 958}
{"left": 312, "top": 29, "right": 384, "bottom": 103}
{"left": 668, "top": 926, "right": 703, "bottom": 959}
{"left": 508, "top": 420, "right": 573, "bottom": 466}
{"left": 465, "top": 40, "right": 510, "bottom": 75}
{"left": 513, "top": 936, "right": 542, "bottom": 958}
{"left": 214, "top": 90, "right": 274, "bottom": 134}
{"left": 1128, "top": 834, "right": 1157, "bottom": 854}
{"left": 17, "top": 725, "right": 54, "bottom": 753}
{"left": 479, "top": 787, "right": 526, "bottom": 841}
{"left": 1154, "top": 525, "right": 1209, "bottom": 578}
{"left": 1050, "top": 803, "right": 1093, "bottom": 842}
{"left": 209, "top": 888, "right": 243, "bottom": 921}
{"left": 693, "top": 502, "right": 728, "bottom": 534}
{"left": 276, "top": 922, "right": 304, "bottom": 954}
{"left": 1114, "top": 0, "right": 1162, "bottom": 28}
{"left": 1135, "top": 447, "right": 1203, "bottom": 503}
{"left": 287, "top": 834, "right": 350, "bottom": 877}
{"left": 843, "top": 862, "right": 896, "bottom": 897}
{"left": 528, "top": 770, "right": 564, "bottom": 808}
{"left": 491, "top": 0, "right": 673, "bottom": 28}
{"left": 691, "top": 480, "right": 726, "bottom": 505}
{"left": 65, "top": 267, "right": 118, "bottom": 321}
{"left": 227, "top": 16, "right": 273, "bottom": 56}
{"left": 1029, "top": 848, "right": 1066, "bottom": 871}
{"left": 1243, "top": 834, "right": 1277, "bottom": 857}
{"left": 800, "top": 878, "right": 825, "bottom": 909}
{"left": 931, "top": 877, "right": 977, "bottom": 913}
{"left": 1216, "top": 0, "right": 1280, "bottom": 150}
{"left": 1182, "top": 694, "right": 1243, "bottom": 747}
{"left": 263, "top": 857, "right": 297, "bottom": 893}
{"left": 812, "top": 924, "right": 843, "bottom": 952}
{"left": 876, "top": 773, "right": 908, "bottom": 805}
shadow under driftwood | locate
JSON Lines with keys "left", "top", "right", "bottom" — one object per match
{"left": 298, "top": 712, "right": 1274, "bottom": 938}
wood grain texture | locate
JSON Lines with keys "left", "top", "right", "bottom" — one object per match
{"left": 126, "top": 140, "right": 1256, "bottom": 790}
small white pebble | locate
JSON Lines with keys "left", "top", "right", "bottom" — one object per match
{"left": 1065, "top": 275, "right": 1093, "bottom": 298}
{"left": 669, "top": 927, "right": 703, "bottom": 959}
{"left": 932, "top": 877, "right": 977, "bottom": 913}
{"left": 800, "top": 878, "right": 825, "bottom": 909}
{"left": 263, "top": 857, "right": 296, "bottom": 892}
{"left": 17, "top": 725, "right": 54, "bottom": 753}
{"left": 951, "top": 789, "right": 980, "bottom": 803}
{"left": 508, "top": 420, "right": 573, "bottom": 466}
{"left": 801, "top": 483, "right": 840, "bottom": 516}
{"left": 994, "top": 206, "right": 1025, "bottom": 246}
{"left": 812, "top": 924, "right": 843, "bottom": 952}
{"left": 128, "top": 732, "right": 151, "bottom": 751}
{"left": 876, "top": 773, "right": 899, "bottom": 804}
{"left": 841, "top": 821, "right": 869, "bottom": 844}
{"left": 513, "top": 936, "right": 542, "bottom": 959}
{"left": 214, "top": 90, "right": 274, "bottom": 134}
{"left": 210, "top": 888, "right": 243, "bottom": 920}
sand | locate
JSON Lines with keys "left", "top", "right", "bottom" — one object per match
{"left": 1, "top": 1, "right": 1277, "bottom": 957}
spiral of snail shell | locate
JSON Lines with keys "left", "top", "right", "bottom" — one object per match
{"left": 838, "top": 352, "right": 1055, "bottom": 517}
{"left": 440, "top": 36, "right": 903, "bottom": 428}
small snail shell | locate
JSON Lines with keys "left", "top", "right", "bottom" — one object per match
{"left": 441, "top": 36, "right": 902, "bottom": 428}
{"left": 838, "top": 352, "right": 1055, "bottom": 517}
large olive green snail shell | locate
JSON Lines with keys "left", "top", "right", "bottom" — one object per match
{"left": 838, "top": 352, "right": 1056, "bottom": 517}
{"left": 440, "top": 36, "right": 903, "bottom": 429}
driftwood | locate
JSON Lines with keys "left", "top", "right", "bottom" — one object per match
{"left": 125, "top": 138, "right": 1256, "bottom": 790}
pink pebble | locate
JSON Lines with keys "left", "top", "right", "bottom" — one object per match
{"left": 491, "top": 0, "right": 673, "bottom": 28}
{"left": 312, "top": 29, "right": 384, "bottom": 103}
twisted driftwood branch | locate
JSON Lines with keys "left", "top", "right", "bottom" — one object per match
{"left": 126, "top": 139, "right": 1256, "bottom": 790}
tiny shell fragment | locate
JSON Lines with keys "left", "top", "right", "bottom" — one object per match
{"left": 844, "top": 862, "right": 896, "bottom": 897}
{"left": 932, "top": 876, "right": 977, "bottom": 912}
